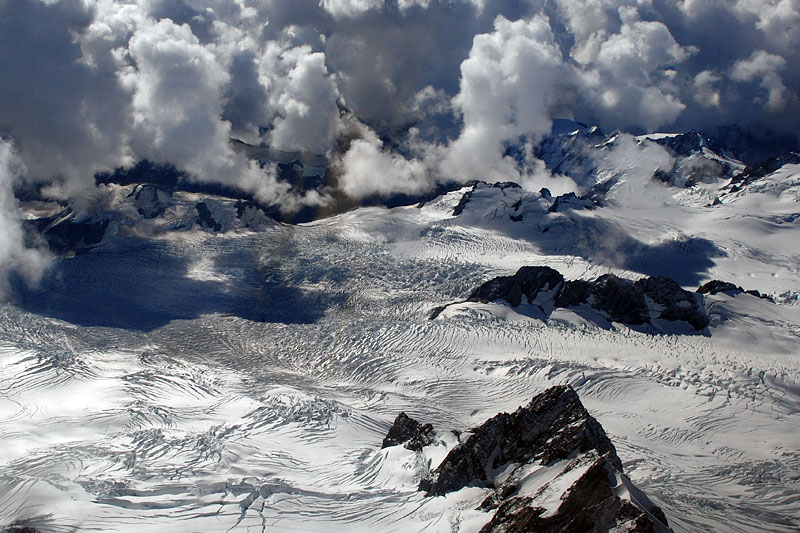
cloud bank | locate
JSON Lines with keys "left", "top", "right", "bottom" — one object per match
{"left": 0, "top": 0, "right": 798, "bottom": 225}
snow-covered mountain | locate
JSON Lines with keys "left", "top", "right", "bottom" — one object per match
{"left": 2, "top": 123, "right": 800, "bottom": 533}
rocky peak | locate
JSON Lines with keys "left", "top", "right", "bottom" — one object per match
{"left": 381, "top": 412, "right": 436, "bottom": 451}
{"left": 649, "top": 130, "right": 709, "bottom": 157}
{"left": 24, "top": 209, "right": 110, "bottom": 256}
{"left": 638, "top": 276, "right": 709, "bottom": 329}
{"left": 587, "top": 274, "right": 649, "bottom": 325}
{"left": 420, "top": 386, "right": 620, "bottom": 496}
{"left": 412, "top": 386, "right": 670, "bottom": 532}
{"left": 738, "top": 152, "right": 800, "bottom": 184}
{"left": 548, "top": 192, "right": 595, "bottom": 213}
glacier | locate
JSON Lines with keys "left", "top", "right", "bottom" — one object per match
{"left": 1, "top": 131, "right": 800, "bottom": 532}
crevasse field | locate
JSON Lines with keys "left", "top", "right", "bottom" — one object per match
{"left": 1, "top": 168, "right": 800, "bottom": 532}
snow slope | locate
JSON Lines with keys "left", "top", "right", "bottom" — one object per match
{"left": 1, "top": 165, "right": 800, "bottom": 532}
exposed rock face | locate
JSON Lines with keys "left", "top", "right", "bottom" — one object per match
{"left": 25, "top": 209, "right": 109, "bottom": 255}
{"left": 548, "top": 192, "right": 595, "bottom": 213}
{"left": 381, "top": 412, "right": 436, "bottom": 451}
{"left": 130, "top": 184, "right": 172, "bottom": 219}
{"left": 588, "top": 274, "right": 650, "bottom": 325}
{"left": 638, "top": 276, "right": 709, "bottom": 330}
{"left": 418, "top": 386, "right": 671, "bottom": 532}
{"left": 451, "top": 181, "right": 595, "bottom": 222}
{"left": 533, "top": 120, "right": 604, "bottom": 182}
{"left": 463, "top": 266, "right": 708, "bottom": 330}
{"left": 650, "top": 130, "right": 710, "bottom": 157}
{"left": 478, "top": 453, "right": 668, "bottom": 533}
{"left": 196, "top": 201, "right": 223, "bottom": 232}
{"left": 551, "top": 279, "right": 592, "bottom": 308}
{"left": 696, "top": 280, "right": 740, "bottom": 295}
{"left": 740, "top": 152, "right": 800, "bottom": 182}
{"left": 420, "top": 386, "right": 620, "bottom": 496}
{"left": 95, "top": 159, "right": 183, "bottom": 189}
{"left": 453, "top": 181, "right": 518, "bottom": 216}
{"left": 234, "top": 199, "right": 279, "bottom": 228}
{"left": 469, "top": 266, "right": 564, "bottom": 307}
{"left": 697, "top": 280, "right": 773, "bottom": 301}
{"left": 452, "top": 184, "right": 476, "bottom": 216}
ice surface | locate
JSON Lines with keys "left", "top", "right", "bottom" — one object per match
{"left": 2, "top": 164, "right": 800, "bottom": 531}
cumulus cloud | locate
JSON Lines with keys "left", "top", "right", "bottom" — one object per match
{"left": 574, "top": 6, "right": 690, "bottom": 132}
{"left": 731, "top": 50, "right": 789, "bottom": 111}
{"left": 262, "top": 45, "right": 341, "bottom": 155}
{"left": 0, "top": 0, "right": 130, "bottom": 182}
{"left": 0, "top": 141, "right": 51, "bottom": 295}
{"left": 693, "top": 70, "right": 721, "bottom": 107}
{"left": 335, "top": 129, "right": 428, "bottom": 198}
{"left": 0, "top": 0, "right": 798, "bottom": 209}
{"left": 121, "top": 19, "right": 233, "bottom": 178}
{"left": 320, "top": 0, "right": 383, "bottom": 19}
{"left": 439, "top": 15, "right": 571, "bottom": 182}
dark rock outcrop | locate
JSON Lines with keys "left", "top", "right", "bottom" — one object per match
{"left": 428, "top": 305, "right": 448, "bottom": 320}
{"left": 650, "top": 130, "right": 711, "bottom": 157}
{"left": 462, "top": 266, "right": 708, "bottom": 330}
{"left": 418, "top": 386, "right": 671, "bottom": 532}
{"left": 129, "top": 184, "right": 172, "bottom": 219}
{"left": 548, "top": 192, "right": 595, "bottom": 212}
{"left": 478, "top": 454, "right": 666, "bottom": 533}
{"left": 2, "top": 525, "right": 44, "bottom": 533}
{"left": 96, "top": 159, "right": 183, "bottom": 189}
{"left": 696, "top": 280, "right": 739, "bottom": 295}
{"left": 453, "top": 181, "right": 520, "bottom": 216}
{"left": 382, "top": 412, "right": 436, "bottom": 451}
{"left": 740, "top": 152, "right": 800, "bottom": 182}
{"left": 420, "top": 386, "right": 619, "bottom": 496}
{"left": 196, "top": 201, "right": 223, "bottom": 232}
{"left": 24, "top": 209, "right": 109, "bottom": 255}
{"left": 468, "top": 266, "right": 564, "bottom": 307}
{"left": 697, "top": 280, "right": 773, "bottom": 302}
{"left": 638, "top": 276, "right": 709, "bottom": 330}
{"left": 589, "top": 274, "right": 650, "bottom": 325}
{"left": 552, "top": 279, "right": 592, "bottom": 308}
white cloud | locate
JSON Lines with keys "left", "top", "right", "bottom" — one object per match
{"left": 319, "top": 0, "right": 382, "bottom": 19}
{"left": 335, "top": 130, "right": 428, "bottom": 198}
{"left": 0, "top": 0, "right": 799, "bottom": 211}
{"left": 440, "top": 15, "right": 570, "bottom": 182}
{"left": 577, "top": 6, "right": 689, "bottom": 131}
{"left": 0, "top": 141, "right": 51, "bottom": 295}
{"left": 693, "top": 70, "right": 721, "bottom": 107}
{"left": 263, "top": 45, "right": 341, "bottom": 155}
{"left": 599, "top": 134, "right": 676, "bottom": 207}
{"left": 731, "top": 50, "right": 788, "bottom": 111}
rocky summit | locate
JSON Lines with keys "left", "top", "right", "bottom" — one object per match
{"left": 381, "top": 412, "right": 436, "bottom": 451}
{"left": 409, "top": 386, "right": 670, "bottom": 532}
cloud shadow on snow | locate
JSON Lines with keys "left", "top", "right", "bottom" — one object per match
{"left": 471, "top": 209, "right": 726, "bottom": 287}
{"left": 8, "top": 241, "right": 330, "bottom": 331}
